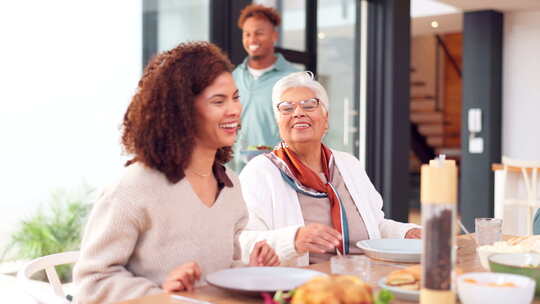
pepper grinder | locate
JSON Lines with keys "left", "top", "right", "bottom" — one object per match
{"left": 420, "top": 155, "right": 457, "bottom": 304}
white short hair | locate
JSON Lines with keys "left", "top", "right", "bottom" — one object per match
{"left": 271, "top": 71, "right": 329, "bottom": 121}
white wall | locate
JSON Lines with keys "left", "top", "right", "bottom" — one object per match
{"left": 503, "top": 10, "right": 540, "bottom": 161}
{"left": 0, "top": 0, "right": 142, "bottom": 249}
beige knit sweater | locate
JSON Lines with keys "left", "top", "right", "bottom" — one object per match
{"left": 73, "top": 163, "right": 247, "bottom": 304}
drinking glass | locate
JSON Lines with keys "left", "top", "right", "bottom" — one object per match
{"left": 330, "top": 255, "right": 373, "bottom": 282}
{"left": 475, "top": 218, "right": 503, "bottom": 246}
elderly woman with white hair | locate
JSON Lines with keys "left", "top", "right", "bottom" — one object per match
{"left": 238, "top": 71, "right": 421, "bottom": 266}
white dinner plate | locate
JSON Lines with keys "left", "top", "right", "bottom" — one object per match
{"left": 206, "top": 267, "right": 326, "bottom": 294}
{"left": 356, "top": 239, "right": 421, "bottom": 263}
{"left": 378, "top": 277, "right": 419, "bottom": 302}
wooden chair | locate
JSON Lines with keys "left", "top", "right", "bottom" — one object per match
{"left": 17, "top": 251, "right": 79, "bottom": 304}
{"left": 501, "top": 156, "right": 540, "bottom": 236}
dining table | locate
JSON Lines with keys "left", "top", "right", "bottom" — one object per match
{"left": 117, "top": 234, "right": 540, "bottom": 304}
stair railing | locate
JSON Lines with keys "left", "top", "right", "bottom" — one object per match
{"left": 434, "top": 34, "right": 462, "bottom": 112}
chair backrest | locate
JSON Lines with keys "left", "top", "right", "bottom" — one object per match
{"left": 501, "top": 156, "right": 540, "bottom": 235}
{"left": 502, "top": 156, "right": 540, "bottom": 203}
{"left": 17, "top": 251, "right": 79, "bottom": 304}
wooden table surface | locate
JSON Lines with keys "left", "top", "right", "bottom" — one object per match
{"left": 117, "top": 235, "right": 539, "bottom": 304}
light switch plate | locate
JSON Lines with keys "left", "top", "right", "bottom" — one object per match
{"left": 469, "top": 136, "right": 484, "bottom": 154}
{"left": 468, "top": 108, "right": 482, "bottom": 133}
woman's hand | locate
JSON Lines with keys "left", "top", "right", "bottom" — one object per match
{"left": 405, "top": 228, "right": 422, "bottom": 239}
{"left": 249, "top": 240, "right": 280, "bottom": 266}
{"left": 162, "top": 261, "right": 202, "bottom": 292}
{"left": 295, "top": 223, "right": 342, "bottom": 254}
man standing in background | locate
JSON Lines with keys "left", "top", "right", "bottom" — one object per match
{"left": 232, "top": 4, "right": 298, "bottom": 171}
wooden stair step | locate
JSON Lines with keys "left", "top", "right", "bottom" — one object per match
{"left": 411, "top": 81, "right": 426, "bottom": 87}
{"left": 411, "top": 112, "right": 444, "bottom": 123}
{"left": 418, "top": 124, "right": 443, "bottom": 136}
{"left": 411, "top": 95, "right": 435, "bottom": 100}
{"left": 426, "top": 136, "right": 444, "bottom": 147}
{"left": 444, "top": 136, "right": 461, "bottom": 148}
{"left": 435, "top": 148, "right": 461, "bottom": 158}
{"left": 411, "top": 100, "right": 436, "bottom": 112}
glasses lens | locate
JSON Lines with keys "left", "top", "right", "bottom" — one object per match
{"left": 278, "top": 102, "right": 294, "bottom": 114}
{"left": 302, "top": 98, "right": 318, "bottom": 111}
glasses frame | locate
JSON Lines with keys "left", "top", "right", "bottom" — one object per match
{"left": 276, "top": 98, "right": 320, "bottom": 115}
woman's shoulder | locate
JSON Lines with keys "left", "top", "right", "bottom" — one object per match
{"left": 330, "top": 149, "right": 363, "bottom": 166}
{"left": 240, "top": 154, "right": 280, "bottom": 177}
{"left": 330, "top": 149, "right": 371, "bottom": 182}
{"left": 100, "top": 162, "right": 172, "bottom": 207}
{"left": 120, "top": 162, "right": 170, "bottom": 188}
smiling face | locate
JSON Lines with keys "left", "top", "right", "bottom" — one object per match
{"left": 194, "top": 72, "right": 242, "bottom": 150}
{"left": 277, "top": 86, "right": 328, "bottom": 147}
{"left": 241, "top": 16, "right": 278, "bottom": 61}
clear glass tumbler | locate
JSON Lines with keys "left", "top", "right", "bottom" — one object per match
{"left": 330, "top": 255, "right": 372, "bottom": 282}
{"left": 475, "top": 218, "right": 503, "bottom": 246}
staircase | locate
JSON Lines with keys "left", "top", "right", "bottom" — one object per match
{"left": 409, "top": 34, "right": 463, "bottom": 172}
{"left": 411, "top": 96, "right": 443, "bottom": 145}
{"left": 409, "top": 88, "right": 461, "bottom": 171}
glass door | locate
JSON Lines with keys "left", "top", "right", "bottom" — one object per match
{"left": 269, "top": 0, "right": 317, "bottom": 73}
{"left": 317, "top": 0, "right": 359, "bottom": 155}
{"left": 273, "top": 0, "right": 360, "bottom": 155}
{"left": 143, "top": 0, "right": 210, "bottom": 66}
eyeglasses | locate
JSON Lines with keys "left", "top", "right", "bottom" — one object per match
{"left": 276, "top": 98, "right": 320, "bottom": 115}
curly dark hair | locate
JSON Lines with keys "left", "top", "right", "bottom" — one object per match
{"left": 121, "top": 41, "right": 234, "bottom": 184}
{"left": 238, "top": 4, "right": 281, "bottom": 29}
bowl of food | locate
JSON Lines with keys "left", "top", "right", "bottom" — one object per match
{"left": 267, "top": 275, "right": 394, "bottom": 304}
{"left": 457, "top": 272, "right": 535, "bottom": 304}
{"left": 477, "top": 241, "right": 529, "bottom": 270}
{"left": 489, "top": 253, "right": 540, "bottom": 296}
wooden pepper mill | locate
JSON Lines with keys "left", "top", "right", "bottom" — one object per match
{"left": 420, "top": 156, "right": 457, "bottom": 304}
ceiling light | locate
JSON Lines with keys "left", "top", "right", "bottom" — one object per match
{"left": 431, "top": 21, "right": 439, "bottom": 28}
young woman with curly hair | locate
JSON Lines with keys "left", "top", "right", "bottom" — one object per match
{"left": 73, "top": 42, "right": 279, "bottom": 304}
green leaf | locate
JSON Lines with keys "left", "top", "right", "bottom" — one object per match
{"left": 273, "top": 290, "right": 294, "bottom": 304}
{"left": 1, "top": 184, "right": 94, "bottom": 282}
{"left": 374, "top": 289, "right": 395, "bottom": 304}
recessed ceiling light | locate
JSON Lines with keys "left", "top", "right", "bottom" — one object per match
{"left": 431, "top": 21, "right": 439, "bottom": 28}
{"left": 318, "top": 32, "right": 326, "bottom": 39}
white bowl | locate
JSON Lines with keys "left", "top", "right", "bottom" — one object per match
{"left": 477, "top": 241, "right": 529, "bottom": 270}
{"left": 457, "top": 272, "right": 535, "bottom": 304}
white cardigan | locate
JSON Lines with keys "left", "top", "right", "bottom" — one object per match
{"left": 238, "top": 149, "right": 419, "bottom": 266}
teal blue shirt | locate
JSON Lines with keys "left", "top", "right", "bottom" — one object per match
{"left": 232, "top": 53, "right": 298, "bottom": 171}
{"left": 534, "top": 210, "right": 540, "bottom": 234}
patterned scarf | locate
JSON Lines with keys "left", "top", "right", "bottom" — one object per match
{"left": 265, "top": 143, "right": 349, "bottom": 254}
